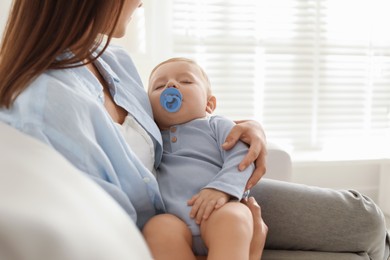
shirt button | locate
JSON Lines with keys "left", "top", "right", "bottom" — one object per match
{"left": 170, "top": 126, "right": 177, "bottom": 133}
{"left": 171, "top": 136, "right": 177, "bottom": 143}
{"left": 143, "top": 177, "right": 150, "bottom": 183}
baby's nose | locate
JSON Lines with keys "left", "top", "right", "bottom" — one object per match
{"left": 166, "top": 82, "right": 178, "bottom": 89}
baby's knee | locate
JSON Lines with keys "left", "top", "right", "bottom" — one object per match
{"left": 201, "top": 202, "right": 253, "bottom": 246}
{"left": 227, "top": 202, "right": 252, "bottom": 217}
{"left": 143, "top": 214, "right": 188, "bottom": 233}
{"left": 212, "top": 202, "right": 253, "bottom": 229}
{"left": 143, "top": 214, "right": 191, "bottom": 241}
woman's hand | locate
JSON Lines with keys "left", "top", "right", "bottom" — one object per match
{"left": 222, "top": 120, "right": 267, "bottom": 190}
{"left": 187, "top": 189, "right": 230, "bottom": 225}
{"left": 241, "top": 197, "right": 268, "bottom": 260}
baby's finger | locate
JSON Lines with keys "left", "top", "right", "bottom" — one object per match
{"left": 215, "top": 196, "right": 228, "bottom": 209}
{"left": 187, "top": 194, "right": 199, "bottom": 206}
{"left": 195, "top": 201, "right": 207, "bottom": 224}
{"left": 189, "top": 196, "right": 202, "bottom": 219}
{"left": 202, "top": 200, "right": 217, "bottom": 220}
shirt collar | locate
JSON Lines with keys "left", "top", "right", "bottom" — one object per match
{"left": 94, "top": 56, "right": 121, "bottom": 84}
{"left": 55, "top": 49, "right": 120, "bottom": 83}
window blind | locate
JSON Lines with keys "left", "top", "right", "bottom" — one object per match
{"left": 163, "top": 0, "right": 390, "bottom": 152}
{"left": 171, "top": 0, "right": 259, "bottom": 119}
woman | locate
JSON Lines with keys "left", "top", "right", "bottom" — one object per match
{"left": 0, "top": 1, "right": 388, "bottom": 260}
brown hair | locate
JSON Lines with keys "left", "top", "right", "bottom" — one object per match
{"left": 149, "top": 57, "right": 212, "bottom": 96}
{"left": 0, "top": 0, "right": 125, "bottom": 108}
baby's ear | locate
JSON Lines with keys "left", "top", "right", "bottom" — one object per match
{"left": 206, "top": 96, "right": 217, "bottom": 113}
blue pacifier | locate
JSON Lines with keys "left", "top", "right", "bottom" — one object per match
{"left": 160, "top": 88, "right": 182, "bottom": 113}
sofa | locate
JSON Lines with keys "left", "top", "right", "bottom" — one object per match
{"left": 0, "top": 122, "right": 375, "bottom": 260}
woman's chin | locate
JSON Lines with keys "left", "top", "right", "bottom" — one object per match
{"left": 112, "top": 31, "right": 126, "bottom": 39}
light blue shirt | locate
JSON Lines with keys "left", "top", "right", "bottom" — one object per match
{"left": 0, "top": 45, "right": 165, "bottom": 229}
{"left": 158, "top": 116, "right": 254, "bottom": 236}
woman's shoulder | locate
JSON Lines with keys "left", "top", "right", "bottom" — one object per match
{"left": 102, "top": 44, "right": 136, "bottom": 67}
{"left": 25, "top": 69, "right": 88, "bottom": 98}
{"left": 101, "top": 44, "right": 143, "bottom": 86}
{"left": 105, "top": 44, "right": 130, "bottom": 55}
{"left": 8, "top": 69, "right": 96, "bottom": 121}
{"left": 14, "top": 71, "right": 68, "bottom": 104}
{"left": 0, "top": 72, "right": 67, "bottom": 130}
{"left": 31, "top": 69, "right": 71, "bottom": 87}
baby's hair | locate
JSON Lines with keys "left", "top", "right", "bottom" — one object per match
{"left": 149, "top": 57, "right": 212, "bottom": 96}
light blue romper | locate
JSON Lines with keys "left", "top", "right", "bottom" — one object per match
{"left": 158, "top": 116, "right": 254, "bottom": 255}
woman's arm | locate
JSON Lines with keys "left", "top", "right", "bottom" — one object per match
{"left": 222, "top": 120, "right": 267, "bottom": 190}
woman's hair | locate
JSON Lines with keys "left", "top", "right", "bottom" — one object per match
{"left": 149, "top": 57, "right": 212, "bottom": 96}
{"left": 0, "top": 0, "right": 125, "bottom": 108}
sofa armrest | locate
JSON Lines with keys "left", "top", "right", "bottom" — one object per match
{"left": 0, "top": 122, "right": 152, "bottom": 260}
{"left": 264, "top": 142, "right": 292, "bottom": 182}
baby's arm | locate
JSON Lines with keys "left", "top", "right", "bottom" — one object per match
{"left": 188, "top": 116, "right": 255, "bottom": 225}
{"left": 187, "top": 188, "right": 230, "bottom": 224}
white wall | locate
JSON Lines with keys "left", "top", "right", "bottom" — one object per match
{"left": 0, "top": 0, "right": 11, "bottom": 37}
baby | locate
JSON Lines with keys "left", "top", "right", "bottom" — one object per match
{"left": 147, "top": 57, "right": 256, "bottom": 259}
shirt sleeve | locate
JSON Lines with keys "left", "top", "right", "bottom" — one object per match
{"left": 20, "top": 122, "right": 139, "bottom": 223}
{"left": 0, "top": 56, "right": 164, "bottom": 229}
{"left": 203, "top": 116, "right": 255, "bottom": 200}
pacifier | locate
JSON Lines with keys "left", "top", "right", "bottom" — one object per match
{"left": 160, "top": 88, "right": 182, "bottom": 113}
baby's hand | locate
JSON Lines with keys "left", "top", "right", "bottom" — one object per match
{"left": 187, "top": 188, "right": 230, "bottom": 224}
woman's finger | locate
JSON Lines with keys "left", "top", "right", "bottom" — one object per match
{"left": 246, "top": 197, "right": 268, "bottom": 259}
{"left": 245, "top": 148, "right": 266, "bottom": 190}
{"left": 238, "top": 145, "right": 260, "bottom": 171}
{"left": 222, "top": 124, "right": 244, "bottom": 150}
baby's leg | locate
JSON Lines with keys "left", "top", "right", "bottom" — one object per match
{"left": 142, "top": 213, "right": 196, "bottom": 260}
{"left": 200, "top": 202, "right": 253, "bottom": 260}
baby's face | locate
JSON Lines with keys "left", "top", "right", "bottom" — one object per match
{"left": 148, "top": 61, "right": 214, "bottom": 130}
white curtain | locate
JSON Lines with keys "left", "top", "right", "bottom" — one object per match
{"left": 147, "top": 0, "right": 390, "bottom": 153}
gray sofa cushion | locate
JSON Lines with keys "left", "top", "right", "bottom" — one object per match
{"left": 263, "top": 250, "right": 368, "bottom": 260}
